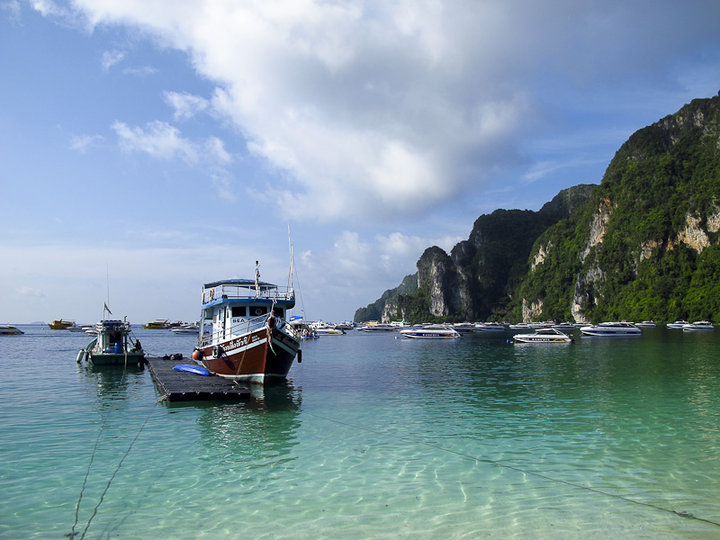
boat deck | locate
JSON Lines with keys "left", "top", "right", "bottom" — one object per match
{"left": 146, "top": 357, "right": 251, "bottom": 402}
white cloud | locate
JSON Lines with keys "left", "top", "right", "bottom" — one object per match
{"left": 101, "top": 49, "right": 125, "bottom": 71}
{"left": 113, "top": 120, "right": 198, "bottom": 163}
{"left": 2, "top": 0, "right": 21, "bottom": 20}
{"left": 112, "top": 120, "right": 236, "bottom": 198}
{"left": 121, "top": 65, "right": 157, "bottom": 76}
{"left": 39, "top": 0, "right": 720, "bottom": 226}
{"left": 28, "top": 0, "right": 65, "bottom": 17}
{"left": 70, "top": 133, "right": 104, "bottom": 153}
{"left": 164, "top": 91, "right": 209, "bottom": 121}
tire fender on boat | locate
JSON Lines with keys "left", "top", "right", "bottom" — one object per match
{"left": 192, "top": 348, "right": 204, "bottom": 361}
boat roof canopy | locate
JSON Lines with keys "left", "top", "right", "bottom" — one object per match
{"left": 203, "top": 278, "right": 277, "bottom": 290}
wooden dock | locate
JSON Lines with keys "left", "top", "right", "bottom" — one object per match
{"left": 146, "top": 357, "right": 251, "bottom": 402}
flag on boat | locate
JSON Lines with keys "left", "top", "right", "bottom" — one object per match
{"left": 104, "top": 303, "right": 112, "bottom": 315}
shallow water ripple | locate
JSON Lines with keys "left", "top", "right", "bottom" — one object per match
{"left": 1, "top": 327, "right": 720, "bottom": 538}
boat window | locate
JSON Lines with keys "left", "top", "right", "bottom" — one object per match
{"left": 231, "top": 306, "right": 247, "bottom": 317}
{"left": 274, "top": 308, "right": 284, "bottom": 318}
{"left": 250, "top": 306, "right": 268, "bottom": 317}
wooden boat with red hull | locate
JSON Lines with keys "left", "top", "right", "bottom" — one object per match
{"left": 192, "top": 278, "right": 301, "bottom": 384}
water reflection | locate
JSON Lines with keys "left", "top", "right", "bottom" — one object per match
{"left": 189, "top": 381, "right": 303, "bottom": 466}
{"left": 82, "top": 363, "right": 146, "bottom": 407}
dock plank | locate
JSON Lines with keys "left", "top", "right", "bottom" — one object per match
{"left": 146, "top": 357, "right": 251, "bottom": 402}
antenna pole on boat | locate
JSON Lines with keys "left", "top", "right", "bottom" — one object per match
{"left": 287, "top": 223, "right": 294, "bottom": 292}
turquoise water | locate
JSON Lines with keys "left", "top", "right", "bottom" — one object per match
{"left": 1, "top": 326, "right": 719, "bottom": 539}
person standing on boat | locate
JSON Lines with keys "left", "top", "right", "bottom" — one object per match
{"left": 266, "top": 310, "right": 276, "bottom": 331}
{"left": 266, "top": 309, "right": 277, "bottom": 353}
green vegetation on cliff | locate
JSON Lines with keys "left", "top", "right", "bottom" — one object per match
{"left": 517, "top": 95, "right": 720, "bottom": 323}
{"left": 356, "top": 93, "right": 720, "bottom": 324}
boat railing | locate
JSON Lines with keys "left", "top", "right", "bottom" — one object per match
{"left": 198, "top": 313, "right": 300, "bottom": 347}
{"left": 202, "top": 283, "right": 294, "bottom": 305}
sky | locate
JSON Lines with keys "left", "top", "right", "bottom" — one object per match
{"left": 1, "top": 0, "right": 720, "bottom": 325}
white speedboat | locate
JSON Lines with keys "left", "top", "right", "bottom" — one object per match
{"left": 635, "top": 320, "right": 657, "bottom": 328}
{"left": 452, "top": 323, "right": 477, "bottom": 334}
{"left": 682, "top": 321, "right": 714, "bottom": 332}
{"left": 313, "top": 324, "right": 346, "bottom": 335}
{"left": 400, "top": 325, "right": 461, "bottom": 339}
{"left": 474, "top": 322, "right": 506, "bottom": 332}
{"left": 667, "top": 320, "right": 689, "bottom": 329}
{"left": 171, "top": 322, "right": 201, "bottom": 334}
{"left": 580, "top": 322, "right": 642, "bottom": 337}
{"left": 513, "top": 327, "right": 571, "bottom": 343}
{"left": 552, "top": 322, "right": 575, "bottom": 330}
{"left": 0, "top": 325, "right": 24, "bottom": 335}
{"left": 508, "top": 323, "right": 531, "bottom": 330}
{"left": 358, "top": 323, "right": 398, "bottom": 332}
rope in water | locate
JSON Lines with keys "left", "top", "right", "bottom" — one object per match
{"left": 68, "top": 418, "right": 107, "bottom": 539}
{"left": 306, "top": 411, "right": 720, "bottom": 529}
{"left": 78, "top": 414, "right": 152, "bottom": 539}
{"left": 68, "top": 362, "right": 154, "bottom": 539}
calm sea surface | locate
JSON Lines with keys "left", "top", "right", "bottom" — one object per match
{"left": 1, "top": 325, "right": 719, "bottom": 539}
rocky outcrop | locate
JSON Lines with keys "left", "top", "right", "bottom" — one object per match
{"left": 356, "top": 185, "right": 595, "bottom": 323}
{"left": 417, "top": 246, "right": 458, "bottom": 317}
{"left": 581, "top": 197, "right": 613, "bottom": 262}
{"left": 678, "top": 213, "right": 711, "bottom": 253}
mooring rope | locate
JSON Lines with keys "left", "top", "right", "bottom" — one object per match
{"left": 68, "top": 417, "right": 107, "bottom": 539}
{"left": 306, "top": 411, "right": 720, "bottom": 529}
{"left": 77, "top": 413, "right": 152, "bottom": 539}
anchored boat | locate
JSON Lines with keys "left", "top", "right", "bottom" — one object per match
{"left": 512, "top": 327, "right": 571, "bottom": 343}
{"left": 580, "top": 321, "right": 641, "bottom": 337}
{"left": 399, "top": 324, "right": 461, "bottom": 339}
{"left": 192, "top": 277, "right": 301, "bottom": 384}
{"left": 48, "top": 318, "right": 76, "bottom": 330}
{"left": 0, "top": 325, "right": 24, "bottom": 335}
{"left": 682, "top": 321, "right": 715, "bottom": 332}
{"left": 77, "top": 319, "right": 145, "bottom": 366}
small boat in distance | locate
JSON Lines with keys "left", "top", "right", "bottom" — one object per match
{"left": 682, "top": 321, "right": 714, "bottom": 332}
{"left": 48, "top": 319, "right": 76, "bottom": 330}
{"left": 193, "top": 275, "right": 301, "bottom": 384}
{"left": 77, "top": 319, "right": 145, "bottom": 366}
{"left": 475, "top": 322, "right": 507, "bottom": 332}
{"left": 171, "top": 322, "right": 201, "bottom": 334}
{"left": 551, "top": 322, "right": 575, "bottom": 330}
{"left": 311, "top": 322, "right": 346, "bottom": 335}
{"left": 0, "top": 325, "right": 24, "bottom": 335}
{"left": 667, "top": 320, "right": 689, "bottom": 329}
{"left": 143, "top": 319, "right": 171, "bottom": 329}
{"left": 635, "top": 320, "right": 657, "bottom": 328}
{"left": 358, "top": 323, "right": 398, "bottom": 332}
{"left": 580, "top": 322, "right": 642, "bottom": 337}
{"left": 400, "top": 325, "right": 461, "bottom": 339}
{"left": 512, "top": 327, "right": 571, "bottom": 343}
{"left": 452, "top": 323, "right": 477, "bottom": 334}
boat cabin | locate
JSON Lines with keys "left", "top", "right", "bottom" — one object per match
{"left": 198, "top": 279, "right": 295, "bottom": 346}
{"left": 95, "top": 320, "right": 131, "bottom": 353}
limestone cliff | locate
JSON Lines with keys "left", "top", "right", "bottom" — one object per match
{"left": 520, "top": 93, "right": 720, "bottom": 323}
{"left": 355, "top": 92, "right": 720, "bottom": 324}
